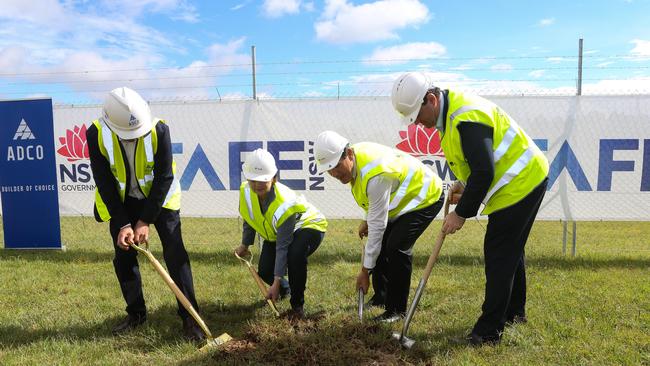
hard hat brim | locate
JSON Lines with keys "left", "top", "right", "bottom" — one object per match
{"left": 105, "top": 116, "right": 154, "bottom": 140}
{"left": 400, "top": 107, "right": 421, "bottom": 125}
{"left": 243, "top": 171, "right": 276, "bottom": 182}
{"left": 316, "top": 154, "right": 340, "bottom": 174}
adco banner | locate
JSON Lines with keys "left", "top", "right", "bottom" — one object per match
{"left": 0, "top": 98, "right": 61, "bottom": 249}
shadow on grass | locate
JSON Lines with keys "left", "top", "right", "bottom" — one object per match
{"left": 1, "top": 248, "right": 648, "bottom": 271}
{"left": 0, "top": 301, "right": 264, "bottom": 351}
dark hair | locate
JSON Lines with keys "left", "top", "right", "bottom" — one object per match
{"left": 422, "top": 87, "right": 441, "bottom": 105}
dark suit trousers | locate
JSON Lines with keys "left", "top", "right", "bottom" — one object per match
{"left": 109, "top": 196, "right": 199, "bottom": 320}
{"left": 472, "top": 178, "right": 548, "bottom": 338}
{"left": 373, "top": 193, "right": 444, "bottom": 314}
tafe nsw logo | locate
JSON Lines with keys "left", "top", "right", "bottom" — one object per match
{"left": 57, "top": 124, "right": 90, "bottom": 162}
{"left": 7, "top": 118, "right": 44, "bottom": 161}
{"left": 396, "top": 124, "right": 444, "bottom": 157}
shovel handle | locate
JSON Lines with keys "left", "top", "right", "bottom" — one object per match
{"left": 235, "top": 252, "right": 281, "bottom": 317}
{"left": 131, "top": 243, "right": 213, "bottom": 339}
{"left": 399, "top": 194, "right": 453, "bottom": 339}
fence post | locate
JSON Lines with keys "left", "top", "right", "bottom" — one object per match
{"left": 251, "top": 45, "right": 257, "bottom": 100}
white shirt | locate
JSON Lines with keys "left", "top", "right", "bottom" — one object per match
{"left": 120, "top": 139, "right": 145, "bottom": 200}
{"left": 363, "top": 174, "right": 400, "bottom": 269}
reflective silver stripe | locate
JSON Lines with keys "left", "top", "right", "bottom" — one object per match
{"left": 483, "top": 147, "right": 535, "bottom": 204}
{"left": 162, "top": 177, "right": 179, "bottom": 207}
{"left": 101, "top": 122, "right": 115, "bottom": 166}
{"left": 273, "top": 199, "right": 296, "bottom": 227}
{"left": 244, "top": 186, "right": 254, "bottom": 220}
{"left": 493, "top": 122, "right": 519, "bottom": 163}
{"left": 388, "top": 167, "right": 415, "bottom": 211}
{"left": 397, "top": 167, "right": 434, "bottom": 216}
{"left": 139, "top": 175, "right": 154, "bottom": 186}
{"left": 449, "top": 105, "right": 480, "bottom": 123}
{"left": 143, "top": 133, "right": 154, "bottom": 162}
{"left": 118, "top": 182, "right": 126, "bottom": 191}
{"left": 360, "top": 156, "right": 392, "bottom": 179}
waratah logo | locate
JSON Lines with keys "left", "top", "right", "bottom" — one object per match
{"left": 396, "top": 124, "right": 444, "bottom": 157}
{"left": 57, "top": 124, "right": 89, "bottom": 162}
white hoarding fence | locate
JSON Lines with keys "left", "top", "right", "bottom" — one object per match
{"left": 49, "top": 95, "right": 650, "bottom": 221}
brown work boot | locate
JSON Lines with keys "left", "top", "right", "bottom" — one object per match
{"left": 182, "top": 317, "right": 206, "bottom": 342}
{"left": 112, "top": 313, "right": 146, "bottom": 335}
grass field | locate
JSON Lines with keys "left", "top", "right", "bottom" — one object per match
{"left": 0, "top": 217, "right": 648, "bottom": 365}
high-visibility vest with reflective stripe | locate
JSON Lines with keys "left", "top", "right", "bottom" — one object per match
{"left": 93, "top": 119, "right": 181, "bottom": 222}
{"left": 350, "top": 142, "right": 443, "bottom": 219}
{"left": 440, "top": 90, "right": 549, "bottom": 215}
{"left": 239, "top": 181, "right": 327, "bottom": 242}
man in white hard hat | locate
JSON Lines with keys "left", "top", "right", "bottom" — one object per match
{"left": 87, "top": 87, "right": 204, "bottom": 341}
{"left": 391, "top": 72, "right": 549, "bottom": 345}
{"left": 314, "top": 131, "right": 444, "bottom": 323}
{"left": 234, "top": 149, "right": 327, "bottom": 319}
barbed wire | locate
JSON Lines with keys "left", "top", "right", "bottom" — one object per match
{"left": 1, "top": 53, "right": 649, "bottom": 78}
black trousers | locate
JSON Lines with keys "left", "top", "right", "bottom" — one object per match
{"left": 472, "top": 178, "right": 548, "bottom": 338}
{"left": 109, "top": 196, "right": 199, "bottom": 320}
{"left": 258, "top": 228, "right": 324, "bottom": 310}
{"left": 373, "top": 193, "right": 444, "bottom": 314}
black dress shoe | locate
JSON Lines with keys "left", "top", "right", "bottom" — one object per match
{"left": 505, "top": 315, "right": 528, "bottom": 326}
{"left": 112, "top": 313, "right": 146, "bottom": 335}
{"left": 372, "top": 311, "right": 405, "bottom": 324}
{"left": 364, "top": 295, "right": 385, "bottom": 310}
{"left": 182, "top": 317, "right": 206, "bottom": 342}
{"left": 467, "top": 332, "right": 501, "bottom": 346}
{"left": 287, "top": 306, "right": 305, "bottom": 321}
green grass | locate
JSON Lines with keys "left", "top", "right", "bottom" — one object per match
{"left": 0, "top": 217, "right": 648, "bottom": 365}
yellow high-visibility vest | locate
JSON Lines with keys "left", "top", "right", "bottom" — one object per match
{"left": 239, "top": 181, "right": 327, "bottom": 242}
{"left": 350, "top": 142, "right": 443, "bottom": 219}
{"left": 440, "top": 90, "right": 549, "bottom": 215}
{"left": 93, "top": 119, "right": 181, "bottom": 222}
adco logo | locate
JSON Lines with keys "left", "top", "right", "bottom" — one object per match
{"left": 6, "top": 118, "right": 45, "bottom": 161}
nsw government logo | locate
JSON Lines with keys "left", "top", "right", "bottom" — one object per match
{"left": 57, "top": 124, "right": 89, "bottom": 162}
{"left": 395, "top": 124, "right": 444, "bottom": 157}
{"left": 57, "top": 123, "right": 94, "bottom": 191}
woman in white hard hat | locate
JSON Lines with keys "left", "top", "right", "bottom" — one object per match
{"left": 234, "top": 148, "right": 327, "bottom": 319}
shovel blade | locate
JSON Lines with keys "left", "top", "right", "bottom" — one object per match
{"left": 391, "top": 331, "right": 416, "bottom": 349}
{"left": 199, "top": 333, "right": 233, "bottom": 352}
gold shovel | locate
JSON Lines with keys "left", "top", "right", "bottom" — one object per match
{"left": 131, "top": 242, "right": 232, "bottom": 351}
{"left": 234, "top": 251, "right": 281, "bottom": 317}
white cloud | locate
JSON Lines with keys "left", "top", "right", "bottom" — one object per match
{"left": 630, "top": 39, "right": 650, "bottom": 57}
{"left": 231, "top": 1, "right": 252, "bottom": 11}
{"left": 364, "top": 42, "right": 446, "bottom": 65}
{"left": 538, "top": 17, "right": 555, "bottom": 27}
{"left": 99, "top": 0, "right": 199, "bottom": 22}
{"left": 315, "top": 0, "right": 429, "bottom": 44}
{"left": 490, "top": 63, "right": 513, "bottom": 72}
{"left": 529, "top": 70, "right": 545, "bottom": 78}
{"left": 546, "top": 57, "right": 572, "bottom": 63}
{"left": 262, "top": 0, "right": 301, "bottom": 18}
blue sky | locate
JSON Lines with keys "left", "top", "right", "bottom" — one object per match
{"left": 1, "top": 0, "right": 649, "bottom": 103}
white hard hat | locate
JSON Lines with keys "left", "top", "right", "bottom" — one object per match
{"left": 102, "top": 87, "right": 154, "bottom": 139}
{"left": 314, "top": 130, "right": 349, "bottom": 173}
{"left": 242, "top": 149, "right": 278, "bottom": 182}
{"left": 391, "top": 72, "right": 433, "bottom": 125}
